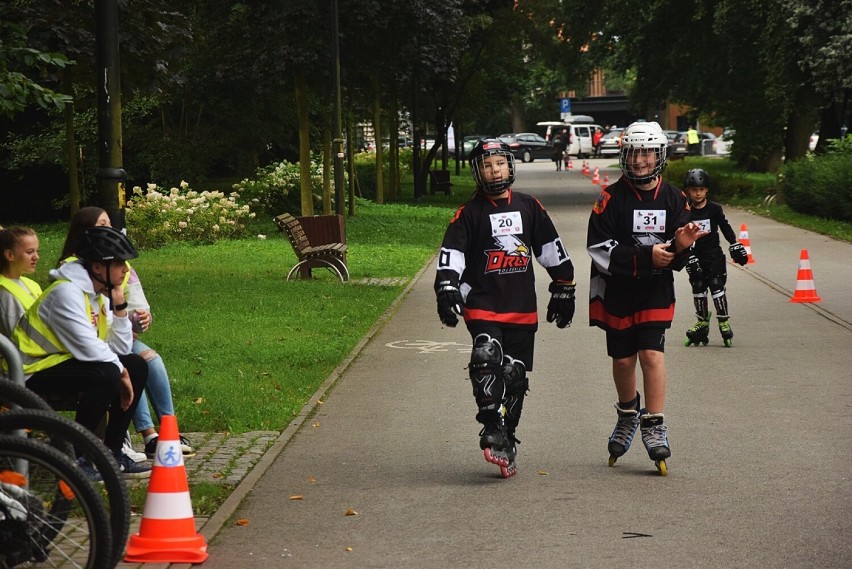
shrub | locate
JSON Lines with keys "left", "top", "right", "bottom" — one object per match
{"left": 232, "top": 157, "right": 325, "bottom": 215}
{"left": 125, "top": 181, "right": 255, "bottom": 248}
{"left": 781, "top": 140, "right": 852, "bottom": 222}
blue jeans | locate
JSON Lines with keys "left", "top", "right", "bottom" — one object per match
{"left": 131, "top": 339, "right": 175, "bottom": 433}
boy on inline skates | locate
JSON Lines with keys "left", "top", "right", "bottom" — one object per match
{"left": 435, "top": 139, "right": 576, "bottom": 478}
{"left": 682, "top": 169, "right": 749, "bottom": 347}
{"left": 587, "top": 121, "right": 706, "bottom": 475}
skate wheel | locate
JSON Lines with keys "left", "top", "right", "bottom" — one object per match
{"left": 701, "top": 339, "right": 708, "bottom": 346}
{"left": 683, "top": 338, "right": 691, "bottom": 347}
{"left": 500, "top": 463, "right": 517, "bottom": 478}
{"left": 724, "top": 338, "right": 733, "bottom": 348}
{"left": 608, "top": 455, "right": 618, "bottom": 467}
{"left": 656, "top": 459, "right": 668, "bottom": 476}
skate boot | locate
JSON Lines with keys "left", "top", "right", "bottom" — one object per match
{"left": 607, "top": 397, "right": 641, "bottom": 467}
{"left": 718, "top": 319, "right": 733, "bottom": 347}
{"left": 640, "top": 413, "right": 671, "bottom": 476}
{"left": 479, "top": 416, "right": 510, "bottom": 470}
{"left": 500, "top": 431, "right": 519, "bottom": 478}
{"left": 684, "top": 312, "right": 711, "bottom": 346}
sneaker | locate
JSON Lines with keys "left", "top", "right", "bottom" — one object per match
{"left": 179, "top": 435, "right": 195, "bottom": 457}
{"left": 144, "top": 435, "right": 159, "bottom": 459}
{"left": 76, "top": 456, "right": 103, "bottom": 483}
{"left": 122, "top": 433, "right": 148, "bottom": 463}
{"left": 114, "top": 451, "right": 152, "bottom": 479}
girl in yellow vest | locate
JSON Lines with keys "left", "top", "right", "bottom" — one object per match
{"left": 59, "top": 207, "right": 193, "bottom": 461}
{"left": 0, "top": 226, "right": 42, "bottom": 340}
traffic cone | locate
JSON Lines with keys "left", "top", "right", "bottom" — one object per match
{"left": 738, "top": 224, "right": 755, "bottom": 264}
{"left": 592, "top": 167, "right": 600, "bottom": 184}
{"left": 790, "top": 249, "right": 822, "bottom": 303}
{"left": 124, "top": 415, "right": 209, "bottom": 563}
{"left": 582, "top": 161, "right": 590, "bottom": 175}
{"left": 601, "top": 172, "right": 609, "bottom": 189}
{"left": 567, "top": 159, "right": 573, "bottom": 171}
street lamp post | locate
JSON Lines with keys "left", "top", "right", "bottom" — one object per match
{"left": 331, "top": 0, "right": 345, "bottom": 216}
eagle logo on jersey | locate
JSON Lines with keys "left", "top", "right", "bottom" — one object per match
{"left": 483, "top": 234, "right": 532, "bottom": 274}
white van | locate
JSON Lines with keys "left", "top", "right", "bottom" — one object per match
{"left": 538, "top": 116, "right": 603, "bottom": 159}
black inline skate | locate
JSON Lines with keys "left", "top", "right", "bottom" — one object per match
{"left": 718, "top": 318, "right": 733, "bottom": 347}
{"left": 607, "top": 396, "right": 641, "bottom": 467}
{"left": 640, "top": 413, "right": 671, "bottom": 476}
{"left": 684, "top": 312, "right": 711, "bottom": 346}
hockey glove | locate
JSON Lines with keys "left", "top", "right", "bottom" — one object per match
{"left": 546, "top": 281, "right": 576, "bottom": 329}
{"left": 729, "top": 242, "right": 749, "bottom": 266}
{"left": 436, "top": 281, "right": 464, "bottom": 327}
{"left": 685, "top": 255, "right": 702, "bottom": 277}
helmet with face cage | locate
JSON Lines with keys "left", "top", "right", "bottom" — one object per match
{"left": 619, "top": 121, "right": 668, "bottom": 185}
{"left": 468, "top": 139, "right": 516, "bottom": 195}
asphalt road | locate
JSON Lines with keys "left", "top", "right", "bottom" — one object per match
{"left": 199, "top": 159, "right": 852, "bottom": 569}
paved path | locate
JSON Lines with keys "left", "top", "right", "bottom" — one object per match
{"left": 129, "top": 159, "right": 852, "bottom": 568}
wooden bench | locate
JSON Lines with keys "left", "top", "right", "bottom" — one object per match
{"left": 274, "top": 213, "right": 350, "bottom": 282}
{"left": 429, "top": 169, "right": 453, "bottom": 195}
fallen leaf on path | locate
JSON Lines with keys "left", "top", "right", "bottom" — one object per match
{"left": 344, "top": 508, "right": 358, "bottom": 516}
{"left": 537, "top": 470, "right": 549, "bottom": 476}
{"left": 345, "top": 547, "right": 353, "bottom": 551}
{"left": 307, "top": 476, "right": 316, "bottom": 483}
{"left": 235, "top": 519, "right": 250, "bottom": 526}
{"left": 289, "top": 495, "right": 304, "bottom": 500}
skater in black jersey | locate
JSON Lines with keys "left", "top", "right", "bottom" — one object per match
{"left": 682, "top": 169, "right": 749, "bottom": 347}
{"left": 586, "top": 121, "right": 706, "bottom": 475}
{"left": 434, "top": 139, "right": 576, "bottom": 478}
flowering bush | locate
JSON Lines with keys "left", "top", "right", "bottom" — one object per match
{"left": 126, "top": 181, "right": 256, "bottom": 248}
{"left": 232, "top": 156, "right": 325, "bottom": 215}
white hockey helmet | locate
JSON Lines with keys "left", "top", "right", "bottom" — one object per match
{"left": 619, "top": 121, "right": 668, "bottom": 184}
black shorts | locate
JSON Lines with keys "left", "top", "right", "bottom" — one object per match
{"left": 605, "top": 327, "right": 667, "bottom": 359}
{"left": 467, "top": 324, "right": 535, "bottom": 371}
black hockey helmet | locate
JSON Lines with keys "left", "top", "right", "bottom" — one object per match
{"left": 77, "top": 226, "right": 138, "bottom": 263}
{"left": 468, "top": 138, "right": 516, "bottom": 195}
{"left": 683, "top": 168, "right": 711, "bottom": 189}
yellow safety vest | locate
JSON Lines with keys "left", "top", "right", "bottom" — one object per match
{"left": 687, "top": 129, "right": 700, "bottom": 144}
{"left": 0, "top": 275, "right": 42, "bottom": 309}
{"left": 13, "top": 279, "right": 108, "bottom": 375}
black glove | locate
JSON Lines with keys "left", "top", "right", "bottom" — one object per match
{"left": 436, "top": 281, "right": 464, "bottom": 327}
{"left": 729, "top": 242, "right": 748, "bottom": 266}
{"left": 546, "top": 281, "right": 576, "bottom": 329}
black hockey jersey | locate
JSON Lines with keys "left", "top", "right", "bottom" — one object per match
{"left": 689, "top": 200, "right": 738, "bottom": 256}
{"left": 586, "top": 177, "right": 692, "bottom": 332}
{"left": 435, "top": 190, "right": 574, "bottom": 331}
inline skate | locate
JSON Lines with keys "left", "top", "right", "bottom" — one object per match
{"left": 718, "top": 318, "right": 733, "bottom": 347}
{"left": 607, "top": 398, "right": 641, "bottom": 467}
{"left": 640, "top": 413, "right": 671, "bottom": 476}
{"left": 684, "top": 312, "right": 711, "bottom": 346}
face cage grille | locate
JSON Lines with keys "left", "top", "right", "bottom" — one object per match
{"left": 619, "top": 146, "right": 667, "bottom": 184}
{"left": 471, "top": 153, "right": 516, "bottom": 195}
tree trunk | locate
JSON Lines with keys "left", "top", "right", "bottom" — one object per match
{"left": 372, "top": 77, "right": 384, "bottom": 204}
{"left": 295, "top": 73, "right": 314, "bottom": 216}
{"left": 347, "top": 120, "right": 356, "bottom": 216}
{"left": 322, "top": 127, "right": 332, "bottom": 214}
{"left": 62, "top": 67, "right": 80, "bottom": 216}
{"left": 388, "top": 97, "right": 399, "bottom": 199}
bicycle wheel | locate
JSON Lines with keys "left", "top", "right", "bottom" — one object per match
{"left": 0, "top": 435, "right": 112, "bottom": 569}
{"left": 0, "top": 409, "right": 130, "bottom": 568}
{"left": 0, "top": 379, "right": 54, "bottom": 412}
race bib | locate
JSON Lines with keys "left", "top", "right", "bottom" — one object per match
{"left": 633, "top": 209, "right": 666, "bottom": 233}
{"left": 696, "top": 219, "right": 711, "bottom": 233}
{"left": 490, "top": 211, "right": 522, "bottom": 236}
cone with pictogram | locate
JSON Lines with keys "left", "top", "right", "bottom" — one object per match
{"left": 601, "top": 172, "right": 609, "bottom": 189}
{"left": 592, "top": 167, "right": 600, "bottom": 184}
{"left": 737, "top": 223, "right": 755, "bottom": 264}
{"left": 124, "top": 415, "right": 209, "bottom": 564}
{"left": 790, "top": 249, "right": 822, "bottom": 303}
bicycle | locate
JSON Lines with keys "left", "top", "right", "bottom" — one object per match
{"left": 0, "top": 434, "right": 112, "bottom": 568}
{"left": 1, "top": 335, "right": 130, "bottom": 567}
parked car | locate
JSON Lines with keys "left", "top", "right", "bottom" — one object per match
{"left": 598, "top": 128, "right": 625, "bottom": 156}
{"left": 460, "top": 135, "right": 489, "bottom": 159}
{"left": 669, "top": 131, "right": 718, "bottom": 158}
{"left": 714, "top": 129, "right": 735, "bottom": 155}
{"left": 498, "top": 132, "right": 552, "bottom": 163}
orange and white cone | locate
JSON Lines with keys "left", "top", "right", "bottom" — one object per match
{"left": 582, "top": 161, "right": 590, "bottom": 175}
{"left": 738, "top": 223, "right": 755, "bottom": 264}
{"left": 601, "top": 172, "right": 609, "bottom": 189}
{"left": 592, "top": 167, "right": 600, "bottom": 184}
{"left": 567, "top": 159, "right": 573, "bottom": 171}
{"left": 124, "top": 415, "right": 209, "bottom": 564}
{"left": 790, "top": 249, "right": 822, "bottom": 303}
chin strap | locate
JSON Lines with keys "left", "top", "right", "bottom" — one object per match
{"left": 86, "top": 261, "right": 116, "bottom": 311}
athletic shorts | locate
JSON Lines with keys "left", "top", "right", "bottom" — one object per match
{"left": 605, "top": 327, "right": 666, "bottom": 359}
{"left": 467, "top": 324, "right": 535, "bottom": 371}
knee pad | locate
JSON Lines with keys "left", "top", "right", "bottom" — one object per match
{"left": 469, "top": 334, "right": 505, "bottom": 411}
{"left": 708, "top": 274, "right": 727, "bottom": 294}
{"left": 502, "top": 356, "right": 528, "bottom": 396}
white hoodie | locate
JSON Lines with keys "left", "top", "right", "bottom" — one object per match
{"left": 32, "top": 261, "right": 133, "bottom": 376}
